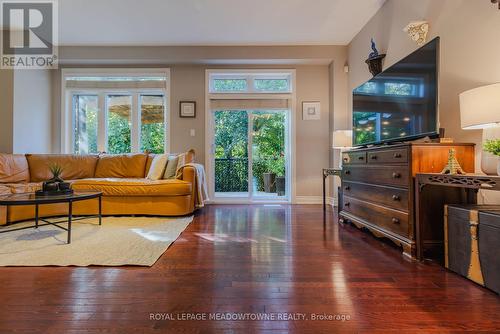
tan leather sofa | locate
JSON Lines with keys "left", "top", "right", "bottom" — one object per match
{"left": 0, "top": 152, "right": 197, "bottom": 225}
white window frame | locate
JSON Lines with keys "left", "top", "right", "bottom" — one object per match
{"left": 209, "top": 70, "right": 293, "bottom": 94}
{"left": 61, "top": 68, "right": 170, "bottom": 154}
{"left": 205, "top": 69, "right": 297, "bottom": 204}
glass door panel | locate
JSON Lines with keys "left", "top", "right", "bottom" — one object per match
{"left": 107, "top": 95, "right": 132, "bottom": 154}
{"left": 73, "top": 95, "right": 98, "bottom": 154}
{"left": 140, "top": 94, "right": 165, "bottom": 153}
{"left": 251, "top": 111, "right": 287, "bottom": 199}
{"left": 214, "top": 110, "right": 249, "bottom": 197}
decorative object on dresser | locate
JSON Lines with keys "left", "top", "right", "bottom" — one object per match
{"left": 440, "top": 149, "right": 466, "bottom": 175}
{"left": 415, "top": 173, "right": 500, "bottom": 262}
{"left": 444, "top": 205, "right": 500, "bottom": 294}
{"left": 339, "top": 143, "right": 475, "bottom": 258}
{"left": 460, "top": 83, "right": 500, "bottom": 175}
{"left": 365, "top": 38, "right": 386, "bottom": 76}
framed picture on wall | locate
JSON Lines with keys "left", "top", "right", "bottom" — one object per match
{"left": 180, "top": 101, "right": 196, "bottom": 118}
{"left": 302, "top": 102, "right": 321, "bottom": 120}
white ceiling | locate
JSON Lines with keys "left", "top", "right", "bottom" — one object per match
{"left": 59, "top": 0, "right": 385, "bottom": 46}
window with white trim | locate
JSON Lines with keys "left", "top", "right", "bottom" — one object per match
{"left": 209, "top": 72, "right": 292, "bottom": 94}
{"left": 62, "top": 69, "right": 170, "bottom": 154}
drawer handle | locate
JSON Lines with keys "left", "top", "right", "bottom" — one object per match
{"left": 393, "top": 153, "right": 402, "bottom": 158}
{"left": 343, "top": 157, "right": 348, "bottom": 162}
{"left": 392, "top": 172, "right": 401, "bottom": 179}
{"left": 344, "top": 202, "right": 350, "bottom": 207}
{"left": 371, "top": 155, "right": 377, "bottom": 160}
{"left": 392, "top": 195, "right": 400, "bottom": 201}
{"left": 358, "top": 156, "right": 365, "bottom": 160}
{"left": 392, "top": 218, "right": 400, "bottom": 224}
{"left": 344, "top": 186, "right": 351, "bottom": 191}
{"left": 345, "top": 170, "right": 351, "bottom": 175}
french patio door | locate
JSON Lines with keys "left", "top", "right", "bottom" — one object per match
{"left": 210, "top": 109, "right": 290, "bottom": 202}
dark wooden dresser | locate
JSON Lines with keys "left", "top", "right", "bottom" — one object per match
{"left": 339, "top": 143, "right": 475, "bottom": 258}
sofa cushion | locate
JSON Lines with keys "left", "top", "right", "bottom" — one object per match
{"left": 0, "top": 154, "right": 30, "bottom": 183}
{"left": 163, "top": 155, "right": 179, "bottom": 179}
{"left": 146, "top": 154, "right": 168, "bottom": 180}
{"left": 95, "top": 154, "right": 147, "bottom": 178}
{"left": 26, "top": 154, "right": 99, "bottom": 182}
{"left": 146, "top": 149, "right": 195, "bottom": 178}
{"left": 71, "top": 178, "right": 192, "bottom": 196}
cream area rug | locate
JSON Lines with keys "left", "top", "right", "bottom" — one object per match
{"left": 0, "top": 216, "right": 193, "bottom": 267}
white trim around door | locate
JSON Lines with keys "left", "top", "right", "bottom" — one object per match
{"left": 205, "top": 69, "right": 297, "bottom": 204}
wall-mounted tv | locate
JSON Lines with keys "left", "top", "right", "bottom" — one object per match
{"left": 352, "top": 37, "right": 439, "bottom": 147}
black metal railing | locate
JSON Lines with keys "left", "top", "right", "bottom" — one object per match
{"left": 215, "top": 158, "right": 248, "bottom": 192}
{"left": 215, "top": 157, "right": 285, "bottom": 193}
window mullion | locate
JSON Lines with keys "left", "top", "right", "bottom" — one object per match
{"left": 97, "top": 92, "right": 106, "bottom": 153}
{"left": 131, "top": 93, "right": 140, "bottom": 153}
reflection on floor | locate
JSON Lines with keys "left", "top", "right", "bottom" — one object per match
{"left": 215, "top": 192, "right": 286, "bottom": 200}
{"left": 0, "top": 205, "right": 499, "bottom": 333}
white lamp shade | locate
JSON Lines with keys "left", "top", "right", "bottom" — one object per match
{"left": 460, "top": 83, "right": 500, "bottom": 130}
{"left": 332, "top": 130, "right": 352, "bottom": 148}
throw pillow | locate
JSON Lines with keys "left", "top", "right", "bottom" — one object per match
{"left": 162, "top": 155, "right": 179, "bottom": 179}
{"left": 146, "top": 154, "right": 168, "bottom": 180}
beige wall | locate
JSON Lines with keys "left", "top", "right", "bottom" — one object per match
{"left": 0, "top": 69, "right": 14, "bottom": 153}
{"left": 0, "top": 69, "right": 52, "bottom": 154}
{"left": 12, "top": 70, "right": 53, "bottom": 154}
{"left": 347, "top": 0, "right": 500, "bottom": 203}
{"left": 51, "top": 45, "right": 349, "bottom": 199}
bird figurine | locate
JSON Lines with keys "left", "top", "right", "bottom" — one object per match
{"left": 368, "top": 38, "right": 379, "bottom": 59}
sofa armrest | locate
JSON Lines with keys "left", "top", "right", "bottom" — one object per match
{"left": 179, "top": 165, "right": 196, "bottom": 212}
{"left": 180, "top": 165, "right": 196, "bottom": 184}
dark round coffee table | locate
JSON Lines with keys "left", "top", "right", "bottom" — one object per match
{"left": 0, "top": 191, "right": 102, "bottom": 244}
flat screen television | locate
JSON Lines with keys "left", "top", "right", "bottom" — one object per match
{"left": 352, "top": 37, "right": 439, "bottom": 147}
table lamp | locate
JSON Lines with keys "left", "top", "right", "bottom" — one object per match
{"left": 460, "top": 83, "right": 500, "bottom": 174}
{"left": 333, "top": 130, "right": 352, "bottom": 168}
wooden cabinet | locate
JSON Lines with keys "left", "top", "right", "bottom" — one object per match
{"left": 339, "top": 143, "right": 475, "bottom": 258}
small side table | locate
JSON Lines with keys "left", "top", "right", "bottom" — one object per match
{"left": 415, "top": 173, "right": 500, "bottom": 261}
{"left": 323, "top": 168, "right": 342, "bottom": 212}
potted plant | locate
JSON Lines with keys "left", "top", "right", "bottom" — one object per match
{"left": 484, "top": 139, "right": 500, "bottom": 176}
{"left": 263, "top": 172, "right": 276, "bottom": 193}
{"left": 42, "top": 164, "right": 71, "bottom": 193}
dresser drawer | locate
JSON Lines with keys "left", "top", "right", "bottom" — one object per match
{"left": 343, "top": 196, "right": 409, "bottom": 238}
{"left": 368, "top": 148, "right": 408, "bottom": 164}
{"left": 342, "top": 151, "right": 367, "bottom": 165}
{"left": 343, "top": 181, "right": 409, "bottom": 211}
{"left": 342, "top": 166, "right": 409, "bottom": 188}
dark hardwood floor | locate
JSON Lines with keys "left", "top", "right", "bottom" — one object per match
{"left": 0, "top": 204, "right": 499, "bottom": 333}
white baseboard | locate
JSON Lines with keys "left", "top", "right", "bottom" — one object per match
{"left": 205, "top": 196, "right": 338, "bottom": 206}
{"left": 294, "top": 196, "right": 337, "bottom": 206}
